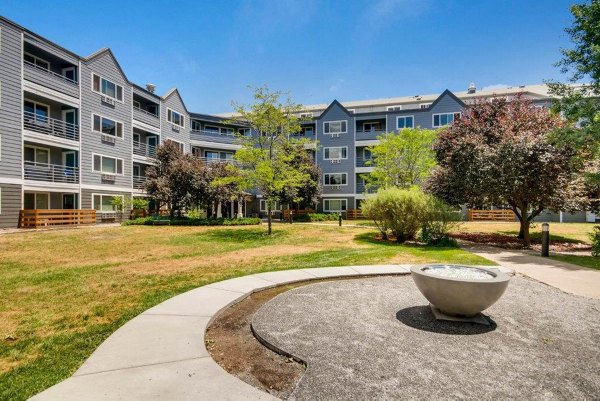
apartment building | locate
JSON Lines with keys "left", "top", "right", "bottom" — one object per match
{"left": 0, "top": 16, "right": 587, "bottom": 228}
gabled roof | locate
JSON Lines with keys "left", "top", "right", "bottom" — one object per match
{"left": 427, "top": 89, "right": 466, "bottom": 110}
{"left": 131, "top": 82, "right": 162, "bottom": 100}
{"left": 162, "top": 87, "right": 189, "bottom": 114}
{"left": 83, "top": 47, "right": 129, "bottom": 82}
{"left": 317, "top": 99, "right": 353, "bottom": 119}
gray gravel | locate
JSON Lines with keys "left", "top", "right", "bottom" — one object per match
{"left": 252, "top": 276, "right": 600, "bottom": 400}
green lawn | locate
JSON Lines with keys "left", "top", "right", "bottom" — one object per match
{"left": 550, "top": 255, "right": 600, "bottom": 271}
{"left": 0, "top": 224, "right": 493, "bottom": 400}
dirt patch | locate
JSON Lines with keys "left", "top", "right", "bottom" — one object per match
{"left": 452, "top": 232, "right": 591, "bottom": 252}
{"left": 205, "top": 283, "right": 308, "bottom": 399}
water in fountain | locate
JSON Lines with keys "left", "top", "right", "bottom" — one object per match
{"left": 423, "top": 265, "right": 495, "bottom": 280}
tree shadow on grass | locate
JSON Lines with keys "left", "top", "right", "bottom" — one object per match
{"left": 195, "top": 228, "right": 288, "bottom": 243}
{"left": 396, "top": 306, "right": 496, "bottom": 335}
{"left": 353, "top": 232, "right": 459, "bottom": 252}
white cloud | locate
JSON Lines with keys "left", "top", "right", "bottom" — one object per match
{"left": 329, "top": 78, "right": 345, "bottom": 93}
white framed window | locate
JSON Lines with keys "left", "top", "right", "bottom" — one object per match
{"left": 191, "top": 120, "right": 202, "bottom": 131}
{"left": 238, "top": 128, "right": 251, "bottom": 136}
{"left": 92, "top": 114, "right": 123, "bottom": 138}
{"left": 92, "top": 73, "right": 123, "bottom": 102}
{"left": 362, "top": 121, "right": 382, "bottom": 132}
{"left": 387, "top": 105, "right": 402, "bottom": 111}
{"left": 133, "top": 100, "right": 141, "bottom": 109}
{"left": 24, "top": 99, "right": 49, "bottom": 122}
{"left": 324, "top": 173, "right": 347, "bottom": 186}
{"left": 420, "top": 103, "right": 432, "bottom": 109}
{"left": 24, "top": 192, "right": 49, "bottom": 210}
{"left": 323, "top": 120, "right": 347, "bottom": 134}
{"left": 93, "top": 154, "right": 124, "bottom": 175}
{"left": 220, "top": 127, "right": 234, "bottom": 136}
{"left": 396, "top": 116, "right": 414, "bottom": 129}
{"left": 432, "top": 112, "right": 461, "bottom": 128}
{"left": 323, "top": 147, "right": 348, "bottom": 160}
{"left": 165, "top": 139, "right": 185, "bottom": 153}
{"left": 93, "top": 194, "right": 123, "bottom": 213}
{"left": 24, "top": 52, "right": 50, "bottom": 70}
{"left": 260, "top": 200, "right": 281, "bottom": 212}
{"left": 323, "top": 199, "right": 347, "bottom": 212}
{"left": 24, "top": 145, "right": 50, "bottom": 165}
{"left": 167, "top": 108, "right": 185, "bottom": 128}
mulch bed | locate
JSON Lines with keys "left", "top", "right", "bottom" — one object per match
{"left": 451, "top": 232, "right": 591, "bottom": 252}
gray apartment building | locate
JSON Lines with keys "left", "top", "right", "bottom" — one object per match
{"left": 0, "top": 16, "right": 589, "bottom": 228}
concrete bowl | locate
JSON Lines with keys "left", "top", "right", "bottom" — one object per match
{"left": 410, "top": 265, "right": 510, "bottom": 317}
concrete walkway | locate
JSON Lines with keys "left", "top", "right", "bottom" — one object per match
{"left": 463, "top": 243, "right": 600, "bottom": 299}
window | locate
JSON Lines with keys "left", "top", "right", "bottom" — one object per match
{"left": 93, "top": 154, "right": 124, "bottom": 175}
{"left": 433, "top": 112, "right": 461, "bottom": 127}
{"left": 204, "top": 125, "right": 219, "bottom": 134}
{"left": 260, "top": 200, "right": 281, "bottom": 211}
{"left": 24, "top": 192, "right": 49, "bottom": 210}
{"left": 62, "top": 67, "right": 77, "bottom": 82}
{"left": 24, "top": 146, "right": 49, "bottom": 165}
{"left": 167, "top": 109, "right": 185, "bottom": 128}
{"left": 93, "top": 114, "right": 123, "bottom": 138}
{"left": 24, "top": 100, "right": 49, "bottom": 122}
{"left": 396, "top": 116, "right": 414, "bottom": 129}
{"left": 387, "top": 105, "right": 402, "bottom": 111}
{"left": 324, "top": 173, "right": 347, "bottom": 186}
{"left": 323, "top": 199, "right": 347, "bottom": 212}
{"left": 92, "top": 73, "right": 123, "bottom": 102}
{"left": 220, "top": 127, "right": 234, "bottom": 136}
{"left": 363, "top": 148, "right": 372, "bottom": 160}
{"left": 191, "top": 120, "right": 202, "bottom": 131}
{"left": 323, "top": 147, "right": 347, "bottom": 160}
{"left": 238, "top": 128, "right": 251, "bottom": 136}
{"left": 165, "top": 139, "right": 184, "bottom": 152}
{"left": 93, "top": 194, "right": 123, "bottom": 212}
{"left": 420, "top": 103, "right": 432, "bottom": 109}
{"left": 133, "top": 100, "right": 141, "bottom": 109}
{"left": 205, "top": 151, "right": 220, "bottom": 161}
{"left": 300, "top": 112, "right": 313, "bottom": 119}
{"left": 24, "top": 52, "right": 49, "bottom": 70}
{"left": 323, "top": 120, "right": 347, "bottom": 134}
{"left": 362, "top": 122, "right": 382, "bottom": 132}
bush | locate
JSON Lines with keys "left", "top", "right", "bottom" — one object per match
{"left": 362, "top": 187, "right": 459, "bottom": 244}
{"left": 294, "top": 213, "right": 339, "bottom": 222}
{"left": 590, "top": 226, "right": 600, "bottom": 257}
{"left": 122, "top": 217, "right": 261, "bottom": 226}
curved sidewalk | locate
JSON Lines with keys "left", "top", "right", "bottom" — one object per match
{"left": 31, "top": 264, "right": 511, "bottom": 401}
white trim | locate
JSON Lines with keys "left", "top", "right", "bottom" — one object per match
{"left": 323, "top": 172, "right": 348, "bottom": 186}
{"left": 387, "top": 105, "right": 402, "bottom": 111}
{"left": 22, "top": 130, "right": 79, "bottom": 150}
{"left": 355, "top": 139, "right": 380, "bottom": 147}
{"left": 22, "top": 80, "right": 79, "bottom": 107}
{"left": 323, "top": 120, "right": 347, "bottom": 135}
{"left": 132, "top": 119, "right": 161, "bottom": 134}
{"left": 91, "top": 72, "right": 124, "bottom": 103}
{"left": 91, "top": 153, "right": 125, "bottom": 175}
{"left": 167, "top": 108, "right": 185, "bottom": 128}
{"left": 259, "top": 200, "right": 281, "bottom": 212}
{"left": 323, "top": 146, "right": 348, "bottom": 160}
{"left": 396, "top": 115, "right": 415, "bottom": 129}
{"left": 23, "top": 182, "right": 79, "bottom": 192}
{"left": 81, "top": 184, "right": 133, "bottom": 192}
{"left": 419, "top": 103, "right": 432, "bottom": 109}
{"left": 92, "top": 113, "right": 124, "bottom": 139}
{"left": 0, "top": 177, "right": 24, "bottom": 185}
{"left": 323, "top": 198, "right": 348, "bottom": 212}
{"left": 189, "top": 140, "right": 241, "bottom": 150}
{"left": 432, "top": 112, "right": 461, "bottom": 128}
{"left": 24, "top": 51, "right": 50, "bottom": 70}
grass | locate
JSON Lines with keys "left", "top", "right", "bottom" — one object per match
{"left": 550, "top": 255, "right": 600, "bottom": 271}
{"left": 0, "top": 223, "right": 492, "bottom": 400}
{"left": 453, "top": 222, "right": 593, "bottom": 244}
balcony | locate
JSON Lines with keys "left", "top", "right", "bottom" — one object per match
{"left": 24, "top": 161, "right": 79, "bottom": 183}
{"left": 133, "top": 105, "right": 160, "bottom": 128}
{"left": 23, "top": 111, "right": 79, "bottom": 141}
{"left": 133, "top": 141, "right": 156, "bottom": 158}
{"left": 356, "top": 182, "right": 379, "bottom": 194}
{"left": 355, "top": 129, "right": 385, "bottom": 141}
{"left": 356, "top": 156, "right": 374, "bottom": 168}
{"left": 133, "top": 175, "right": 147, "bottom": 190}
{"left": 196, "top": 156, "right": 240, "bottom": 167}
{"left": 23, "top": 60, "right": 79, "bottom": 98}
{"left": 190, "top": 129, "right": 239, "bottom": 145}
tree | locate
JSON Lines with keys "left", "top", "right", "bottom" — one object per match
{"left": 204, "top": 162, "right": 246, "bottom": 218}
{"left": 365, "top": 128, "right": 437, "bottom": 190}
{"left": 144, "top": 141, "right": 202, "bottom": 218}
{"left": 425, "top": 95, "right": 587, "bottom": 247}
{"left": 278, "top": 140, "right": 322, "bottom": 210}
{"left": 229, "top": 86, "right": 311, "bottom": 234}
{"left": 547, "top": 0, "right": 600, "bottom": 201}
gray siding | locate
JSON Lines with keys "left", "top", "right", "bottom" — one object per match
{"left": 80, "top": 51, "right": 132, "bottom": 189}
{"left": 161, "top": 91, "right": 190, "bottom": 150}
{"left": 23, "top": 63, "right": 79, "bottom": 98}
{"left": 317, "top": 103, "right": 356, "bottom": 196}
{"left": 0, "top": 21, "right": 23, "bottom": 178}
{"left": 0, "top": 184, "right": 21, "bottom": 228}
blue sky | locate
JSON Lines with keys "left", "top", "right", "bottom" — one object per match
{"left": 1, "top": 0, "right": 576, "bottom": 114}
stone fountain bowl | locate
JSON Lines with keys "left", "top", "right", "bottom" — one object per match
{"left": 411, "top": 265, "right": 510, "bottom": 317}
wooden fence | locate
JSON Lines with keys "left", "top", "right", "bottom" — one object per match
{"left": 282, "top": 209, "right": 315, "bottom": 219}
{"left": 467, "top": 209, "right": 515, "bottom": 221}
{"left": 346, "top": 208, "right": 364, "bottom": 220}
{"left": 19, "top": 209, "right": 96, "bottom": 228}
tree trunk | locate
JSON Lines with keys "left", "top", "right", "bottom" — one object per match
{"left": 519, "top": 218, "right": 531, "bottom": 247}
{"left": 267, "top": 205, "right": 272, "bottom": 235}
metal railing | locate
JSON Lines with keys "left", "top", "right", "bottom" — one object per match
{"left": 356, "top": 158, "right": 374, "bottom": 167}
{"left": 133, "top": 105, "right": 159, "bottom": 118}
{"left": 24, "top": 161, "right": 79, "bottom": 183}
{"left": 355, "top": 183, "right": 379, "bottom": 194}
{"left": 23, "top": 111, "right": 79, "bottom": 141}
{"left": 195, "top": 156, "right": 239, "bottom": 166}
{"left": 133, "top": 141, "right": 157, "bottom": 158}
{"left": 23, "top": 60, "right": 78, "bottom": 85}
{"left": 133, "top": 175, "right": 147, "bottom": 189}
{"left": 191, "top": 129, "right": 237, "bottom": 137}
{"left": 356, "top": 129, "right": 385, "bottom": 135}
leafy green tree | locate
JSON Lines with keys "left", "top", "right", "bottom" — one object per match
{"left": 365, "top": 128, "right": 437, "bottom": 190}
{"left": 229, "top": 86, "right": 311, "bottom": 234}
{"left": 278, "top": 140, "right": 322, "bottom": 210}
{"left": 547, "top": 0, "right": 600, "bottom": 193}
{"left": 425, "top": 95, "right": 587, "bottom": 247}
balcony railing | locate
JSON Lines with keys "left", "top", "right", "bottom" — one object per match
{"left": 19, "top": 209, "right": 96, "bottom": 228}
{"left": 23, "top": 111, "right": 79, "bottom": 141}
{"left": 23, "top": 60, "right": 78, "bottom": 85}
{"left": 195, "top": 156, "right": 239, "bottom": 166}
{"left": 133, "top": 105, "right": 159, "bottom": 118}
{"left": 356, "top": 182, "right": 379, "bottom": 194}
{"left": 133, "top": 175, "right": 147, "bottom": 190}
{"left": 133, "top": 141, "right": 157, "bottom": 158}
{"left": 190, "top": 130, "right": 239, "bottom": 144}
{"left": 24, "top": 161, "right": 79, "bottom": 183}
{"left": 356, "top": 158, "right": 374, "bottom": 167}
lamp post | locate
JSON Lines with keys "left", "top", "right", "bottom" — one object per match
{"left": 289, "top": 210, "right": 293, "bottom": 224}
{"left": 338, "top": 211, "right": 342, "bottom": 227}
{"left": 541, "top": 223, "right": 550, "bottom": 257}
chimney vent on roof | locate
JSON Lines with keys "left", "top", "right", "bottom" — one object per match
{"left": 146, "top": 83, "right": 156, "bottom": 93}
{"left": 468, "top": 82, "right": 476, "bottom": 94}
